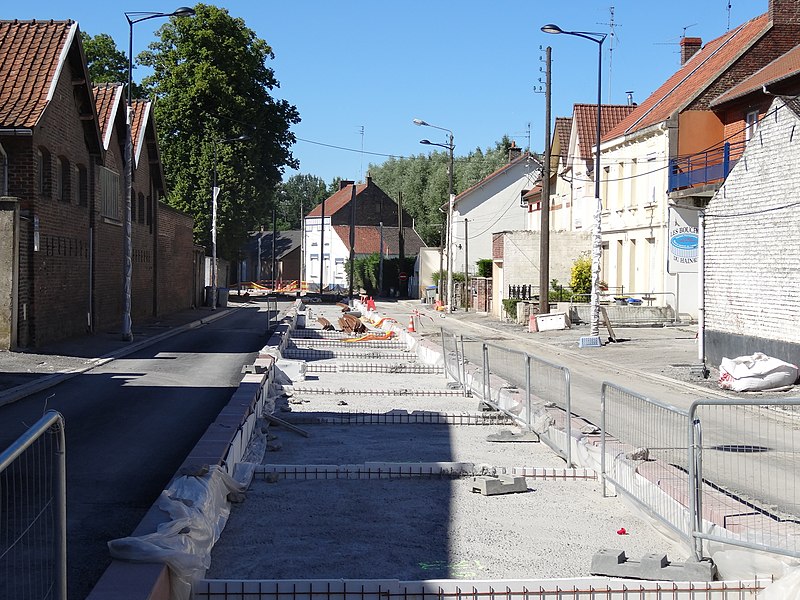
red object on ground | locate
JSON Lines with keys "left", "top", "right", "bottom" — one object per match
{"left": 617, "top": 527, "right": 627, "bottom": 535}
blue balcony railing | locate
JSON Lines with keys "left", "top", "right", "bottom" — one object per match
{"left": 668, "top": 140, "right": 746, "bottom": 192}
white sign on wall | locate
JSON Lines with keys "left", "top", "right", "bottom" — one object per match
{"left": 667, "top": 206, "right": 699, "bottom": 274}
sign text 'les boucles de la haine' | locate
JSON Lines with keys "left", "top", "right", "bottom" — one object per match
{"left": 667, "top": 207, "right": 699, "bottom": 274}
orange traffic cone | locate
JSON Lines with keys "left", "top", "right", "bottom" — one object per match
{"left": 407, "top": 315, "right": 416, "bottom": 333}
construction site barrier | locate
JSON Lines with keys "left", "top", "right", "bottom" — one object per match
{"left": 601, "top": 383, "right": 800, "bottom": 563}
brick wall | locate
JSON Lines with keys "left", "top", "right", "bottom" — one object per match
{"left": 157, "top": 203, "right": 195, "bottom": 315}
{"left": 13, "top": 61, "right": 95, "bottom": 346}
{"left": 705, "top": 97, "right": 800, "bottom": 365}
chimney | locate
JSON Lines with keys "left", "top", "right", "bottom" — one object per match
{"left": 625, "top": 90, "right": 635, "bottom": 106}
{"left": 680, "top": 37, "right": 702, "bottom": 65}
{"left": 769, "top": 0, "right": 800, "bottom": 24}
{"left": 365, "top": 173, "right": 372, "bottom": 186}
{"left": 508, "top": 140, "right": 522, "bottom": 163}
{"left": 339, "top": 179, "right": 354, "bottom": 191}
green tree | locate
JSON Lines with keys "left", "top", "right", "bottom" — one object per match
{"left": 368, "top": 136, "right": 528, "bottom": 247}
{"left": 139, "top": 3, "right": 300, "bottom": 258}
{"left": 81, "top": 32, "right": 134, "bottom": 90}
{"left": 276, "top": 174, "right": 328, "bottom": 230}
{"left": 570, "top": 253, "right": 592, "bottom": 298}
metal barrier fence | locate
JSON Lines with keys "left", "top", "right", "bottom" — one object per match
{"left": 0, "top": 410, "right": 67, "bottom": 600}
{"left": 440, "top": 329, "right": 573, "bottom": 465}
{"left": 600, "top": 383, "right": 692, "bottom": 548}
{"left": 265, "top": 296, "right": 278, "bottom": 331}
{"left": 602, "top": 383, "right": 800, "bottom": 561}
{"left": 689, "top": 399, "right": 800, "bottom": 560}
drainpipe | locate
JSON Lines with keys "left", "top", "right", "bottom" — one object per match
{"left": 698, "top": 208, "right": 706, "bottom": 369}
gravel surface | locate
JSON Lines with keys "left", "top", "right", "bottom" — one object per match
{"left": 208, "top": 477, "right": 686, "bottom": 580}
{"left": 206, "top": 316, "right": 688, "bottom": 582}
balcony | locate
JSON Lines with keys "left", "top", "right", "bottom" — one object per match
{"left": 668, "top": 140, "right": 746, "bottom": 195}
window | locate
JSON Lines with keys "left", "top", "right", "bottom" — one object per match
{"left": 99, "top": 166, "right": 121, "bottom": 220}
{"left": 38, "top": 148, "right": 52, "bottom": 197}
{"left": 138, "top": 193, "right": 146, "bottom": 224}
{"left": 745, "top": 110, "right": 759, "bottom": 140}
{"left": 310, "top": 253, "right": 319, "bottom": 260}
{"left": 146, "top": 194, "right": 152, "bottom": 226}
{"left": 77, "top": 165, "right": 88, "bottom": 207}
{"left": 56, "top": 157, "right": 70, "bottom": 202}
{"left": 131, "top": 191, "right": 137, "bottom": 222}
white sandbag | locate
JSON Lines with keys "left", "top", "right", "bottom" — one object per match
{"left": 718, "top": 352, "right": 798, "bottom": 392}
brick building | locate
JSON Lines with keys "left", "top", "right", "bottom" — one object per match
{"left": 302, "top": 177, "right": 422, "bottom": 292}
{"left": 0, "top": 20, "right": 197, "bottom": 349}
{"left": 703, "top": 51, "right": 800, "bottom": 367}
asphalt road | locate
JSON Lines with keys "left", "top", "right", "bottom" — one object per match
{"left": 0, "top": 302, "right": 280, "bottom": 600}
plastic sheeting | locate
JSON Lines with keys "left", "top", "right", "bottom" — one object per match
{"left": 108, "top": 466, "right": 245, "bottom": 600}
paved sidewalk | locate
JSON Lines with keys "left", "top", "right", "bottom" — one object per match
{"left": 0, "top": 303, "right": 242, "bottom": 406}
{"left": 374, "top": 299, "right": 736, "bottom": 399}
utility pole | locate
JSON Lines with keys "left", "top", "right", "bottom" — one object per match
{"left": 348, "top": 184, "right": 356, "bottom": 299}
{"left": 299, "top": 199, "right": 304, "bottom": 293}
{"left": 398, "top": 190, "right": 405, "bottom": 297}
{"left": 379, "top": 221, "right": 384, "bottom": 296}
{"left": 539, "top": 45, "right": 552, "bottom": 316}
{"left": 271, "top": 204, "right": 277, "bottom": 290}
{"left": 464, "top": 218, "right": 469, "bottom": 312}
{"left": 319, "top": 196, "right": 325, "bottom": 295}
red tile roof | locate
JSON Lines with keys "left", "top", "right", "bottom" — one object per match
{"left": 307, "top": 183, "right": 366, "bottom": 218}
{"left": 573, "top": 104, "right": 636, "bottom": 170}
{"left": 711, "top": 44, "right": 800, "bottom": 106}
{"left": 132, "top": 99, "right": 150, "bottom": 166}
{"left": 332, "top": 225, "right": 426, "bottom": 256}
{"left": 454, "top": 152, "right": 539, "bottom": 204}
{"left": 604, "top": 14, "right": 769, "bottom": 140}
{"left": 554, "top": 117, "right": 572, "bottom": 163}
{"left": 0, "top": 20, "right": 76, "bottom": 128}
{"left": 93, "top": 83, "right": 123, "bottom": 149}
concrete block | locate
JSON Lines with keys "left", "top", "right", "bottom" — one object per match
{"left": 590, "top": 549, "right": 716, "bottom": 581}
{"left": 471, "top": 475, "right": 528, "bottom": 495}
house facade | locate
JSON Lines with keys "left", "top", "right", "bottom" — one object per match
{"left": 703, "top": 48, "right": 800, "bottom": 367}
{"left": 599, "top": 0, "right": 800, "bottom": 321}
{"left": 451, "top": 148, "right": 540, "bottom": 281}
{"left": 0, "top": 20, "right": 196, "bottom": 349}
{"left": 302, "top": 177, "right": 419, "bottom": 293}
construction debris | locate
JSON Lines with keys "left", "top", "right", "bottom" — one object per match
{"left": 265, "top": 414, "right": 310, "bottom": 437}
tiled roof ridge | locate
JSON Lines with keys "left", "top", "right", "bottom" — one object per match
{"left": 711, "top": 44, "right": 800, "bottom": 106}
{"left": 0, "top": 18, "right": 75, "bottom": 25}
{"left": 609, "top": 12, "right": 768, "bottom": 138}
{"left": 454, "top": 151, "right": 539, "bottom": 203}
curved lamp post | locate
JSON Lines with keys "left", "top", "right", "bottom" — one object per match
{"left": 542, "top": 23, "right": 606, "bottom": 344}
{"left": 123, "top": 7, "right": 195, "bottom": 340}
{"left": 414, "top": 118, "right": 455, "bottom": 311}
{"left": 211, "top": 134, "right": 250, "bottom": 309}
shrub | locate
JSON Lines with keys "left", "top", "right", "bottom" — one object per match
{"left": 476, "top": 259, "right": 492, "bottom": 278}
{"left": 502, "top": 298, "right": 521, "bottom": 320}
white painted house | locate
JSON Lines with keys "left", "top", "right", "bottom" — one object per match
{"left": 450, "top": 148, "right": 540, "bottom": 278}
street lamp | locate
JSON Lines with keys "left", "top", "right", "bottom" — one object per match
{"left": 414, "top": 118, "right": 455, "bottom": 311}
{"left": 542, "top": 23, "right": 606, "bottom": 346}
{"left": 123, "top": 6, "right": 195, "bottom": 341}
{"left": 211, "top": 134, "right": 250, "bottom": 309}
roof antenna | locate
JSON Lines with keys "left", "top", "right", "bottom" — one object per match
{"left": 727, "top": 1, "right": 732, "bottom": 32}
{"left": 597, "top": 5, "right": 621, "bottom": 103}
{"left": 358, "top": 125, "right": 365, "bottom": 183}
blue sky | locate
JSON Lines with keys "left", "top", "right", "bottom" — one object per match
{"left": 13, "top": 1, "right": 766, "bottom": 184}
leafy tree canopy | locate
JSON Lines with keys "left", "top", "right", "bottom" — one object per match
{"left": 367, "top": 136, "right": 528, "bottom": 246}
{"left": 80, "top": 32, "right": 135, "bottom": 91}
{"left": 138, "top": 3, "right": 300, "bottom": 258}
{"left": 275, "top": 174, "right": 329, "bottom": 230}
